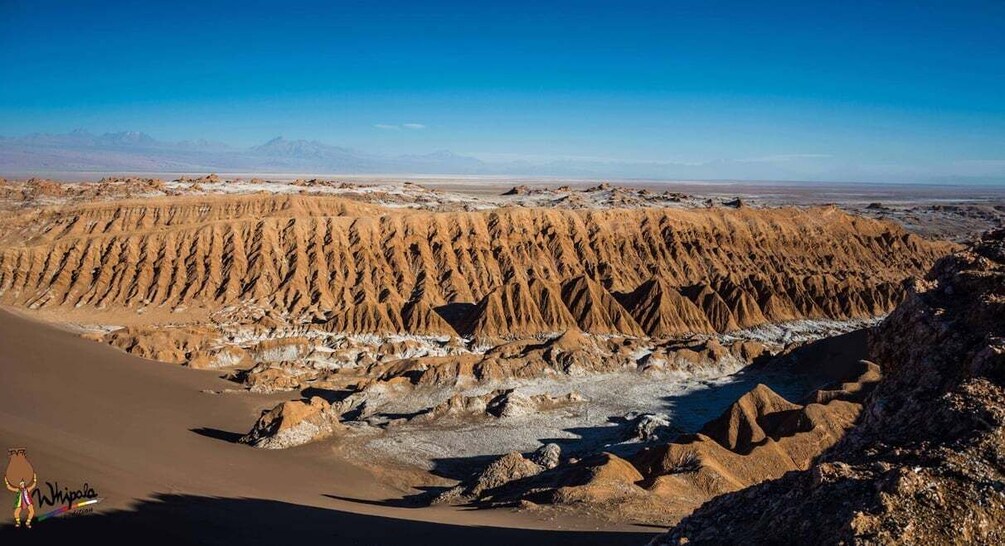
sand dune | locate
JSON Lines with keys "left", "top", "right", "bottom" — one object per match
{"left": 0, "top": 308, "right": 649, "bottom": 543}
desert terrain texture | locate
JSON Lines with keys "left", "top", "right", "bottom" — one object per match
{"left": 0, "top": 175, "right": 1003, "bottom": 545}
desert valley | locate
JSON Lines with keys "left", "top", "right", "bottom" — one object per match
{"left": 0, "top": 174, "right": 1002, "bottom": 544}
{"left": 3, "top": 2, "right": 1004, "bottom": 543}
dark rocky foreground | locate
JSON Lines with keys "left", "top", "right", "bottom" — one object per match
{"left": 652, "top": 229, "right": 1005, "bottom": 545}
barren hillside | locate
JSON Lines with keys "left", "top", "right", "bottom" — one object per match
{"left": 0, "top": 193, "right": 952, "bottom": 338}
{"left": 653, "top": 229, "right": 1005, "bottom": 545}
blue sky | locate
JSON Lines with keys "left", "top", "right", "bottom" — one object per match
{"left": 1, "top": 0, "right": 1003, "bottom": 181}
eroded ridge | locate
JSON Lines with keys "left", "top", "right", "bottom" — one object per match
{"left": 0, "top": 194, "right": 951, "bottom": 339}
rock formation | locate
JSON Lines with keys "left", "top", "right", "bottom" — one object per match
{"left": 0, "top": 194, "right": 950, "bottom": 341}
{"left": 240, "top": 396, "right": 344, "bottom": 449}
{"left": 622, "top": 278, "right": 717, "bottom": 337}
{"left": 653, "top": 229, "right": 1005, "bottom": 545}
{"left": 435, "top": 443, "right": 564, "bottom": 504}
{"left": 560, "top": 275, "right": 646, "bottom": 336}
{"left": 433, "top": 360, "right": 881, "bottom": 524}
{"left": 405, "top": 389, "right": 585, "bottom": 424}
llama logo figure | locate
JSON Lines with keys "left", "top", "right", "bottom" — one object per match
{"left": 4, "top": 448, "right": 37, "bottom": 529}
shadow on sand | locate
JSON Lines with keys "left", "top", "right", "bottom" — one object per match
{"left": 190, "top": 427, "right": 246, "bottom": 443}
{"left": 5, "top": 493, "right": 655, "bottom": 545}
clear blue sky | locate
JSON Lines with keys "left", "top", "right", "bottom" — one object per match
{"left": 1, "top": 0, "right": 1003, "bottom": 181}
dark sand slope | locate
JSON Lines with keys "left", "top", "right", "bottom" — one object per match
{"left": 0, "top": 309, "right": 651, "bottom": 544}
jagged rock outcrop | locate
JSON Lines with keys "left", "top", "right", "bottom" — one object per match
{"left": 187, "top": 345, "right": 253, "bottom": 370}
{"left": 654, "top": 229, "right": 1005, "bottom": 546}
{"left": 240, "top": 396, "right": 344, "bottom": 449}
{"left": 486, "top": 389, "right": 585, "bottom": 418}
{"left": 243, "top": 365, "right": 310, "bottom": 393}
{"left": 248, "top": 337, "right": 313, "bottom": 363}
{"left": 434, "top": 443, "right": 564, "bottom": 504}
{"left": 502, "top": 185, "right": 531, "bottom": 196}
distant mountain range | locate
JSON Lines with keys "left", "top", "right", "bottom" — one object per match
{"left": 0, "top": 129, "right": 783, "bottom": 179}
{"left": 2, "top": 130, "right": 1002, "bottom": 184}
{"left": 0, "top": 130, "right": 494, "bottom": 175}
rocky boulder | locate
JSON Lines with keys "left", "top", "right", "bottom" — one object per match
{"left": 240, "top": 396, "right": 343, "bottom": 449}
